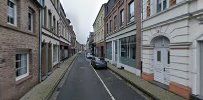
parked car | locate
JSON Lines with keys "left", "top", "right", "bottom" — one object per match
{"left": 91, "top": 57, "right": 107, "bottom": 69}
{"left": 86, "top": 53, "right": 93, "bottom": 59}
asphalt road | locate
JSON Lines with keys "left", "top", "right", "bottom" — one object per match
{"left": 56, "top": 53, "right": 146, "bottom": 100}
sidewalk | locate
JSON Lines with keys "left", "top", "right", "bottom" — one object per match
{"left": 107, "top": 63, "right": 185, "bottom": 100}
{"left": 20, "top": 54, "right": 78, "bottom": 100}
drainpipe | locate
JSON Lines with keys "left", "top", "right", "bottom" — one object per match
{"left": 135, "top": 0, "right": 142, "bottom": 74}
{"left": 38, "top": 0, "right": 43, "bottom": 82}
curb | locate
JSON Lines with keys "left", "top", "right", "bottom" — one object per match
{"left": 45, "top": 54, "right": 79, "bottom": 100}
{"left": 107, "top": 65, "right": 160, "bottom": 100}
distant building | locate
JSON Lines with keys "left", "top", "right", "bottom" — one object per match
{"left": 0, "top": 0, "right": 42, "bottom": 99}
{"left": 93, "top": 4, "right": 106, "bottom": 57}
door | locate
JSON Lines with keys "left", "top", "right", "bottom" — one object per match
{"left": 200, "top": 42, "right": 203, "bottom": 96}
{"left": 154, "top": 48, "right": 165, "bottom": 83}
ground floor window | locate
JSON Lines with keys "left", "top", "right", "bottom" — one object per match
{"left": 106, "top": 42, "right": 112, "bottom": 60}
{"left": 53, "top": 45, "right": 58, "bottom": 63}
{"left": 15, "top": 53, "right": 29, "bottom": 81}
{"left": 120, "top": 35, "right": 136, "bottom": 67}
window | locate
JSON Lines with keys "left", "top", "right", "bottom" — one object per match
{"left": 43, "top": 6, "right": 47, "bottom": 27}
{"left": 121, "top": 37, "right": 128, "bottom": 57}
{"left": 157, "top": 51, "right": 161, "bottom": 61}
{"left": 110, "top": 20, "right": 112, "bottom": 32}
{"left": 16, "top": 53, "right": 29, "bottom": 81}
{"left": 48, "top": 10, "right": 52, "bottom": 29}
{"left": 129, "top": 1, "right": 135, "bottom": 22}
{"left": 157, "top": 0, "right": 162, "bottom": 13}
{"left": 7, "top": 0, "right": 16, "bottom": 25}
{"left": 53, "top": 16, "right": 56, "bottom": 32}
{"left": 157, "top": 0, "right": 168, "bottom": 13}
{"left": 120, "top": 9, "right": 124, "bottom": 26}
{"left": 168, "top": 51, "right": 170, "bottom": 64}
{"left": 53, "top": 45, "right": 58, "bottom": 63}
{"left": 106, "top": 23, "right": 109, "bottom": 33}
{"left": 146, "top": 0, "right": 150, "bottom": 17}
{"left": 170, "top": 0, "right": 176, "bottom": 6}
{"left": 28, "top": 8, "right": 34, "bottom": 32}
{"left": 114, "top": 15, "right": 117, "bottom": 30}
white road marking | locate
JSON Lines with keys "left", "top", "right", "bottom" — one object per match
{"left": 90, "top": 63, "right": 116, "bottom": 100}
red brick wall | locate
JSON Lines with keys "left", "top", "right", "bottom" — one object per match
{"left": 0, "top": 0, "right": 40, "bottom": 99}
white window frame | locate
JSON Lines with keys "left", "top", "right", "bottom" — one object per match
{"left": 15, "top": 53, "right": 29, "bottom": 81}
{"left": 156, "top": 0, "right": 169, "bottom": 13}
{"left": 129, "top": 1, "right": 135, "bottom": 22}
{"left": 7, "top": 0, "right": 17, "bottom": 26}
{"left": 28, "top": 8, "right": 34, "bottom": 32}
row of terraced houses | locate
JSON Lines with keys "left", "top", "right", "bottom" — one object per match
{"left": 92, "top": 0, "right": 203, "bottom": 99}
{"left": 0, "top": 0, "right": 83, "bottom": 99}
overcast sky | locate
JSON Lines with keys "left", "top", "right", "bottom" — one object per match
{"left": 60, "top": 0, "right": 108, "bottom": 44}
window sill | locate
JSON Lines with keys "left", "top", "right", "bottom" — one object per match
{"left": 16, "top": 75, "right": 32, "bottom": 85}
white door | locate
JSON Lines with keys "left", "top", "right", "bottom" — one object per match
{"left": 153, "top": 37, "right": 170, "bottom": 85}
{"left": 154, "top": 48, "right": 165, "bottom": 83}
{"left": 200, "top": 42, "right": 203, "bottom": 96}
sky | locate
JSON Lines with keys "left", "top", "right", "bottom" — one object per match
{"left": 61, "top": 0, "right": 108, "bottom": 44}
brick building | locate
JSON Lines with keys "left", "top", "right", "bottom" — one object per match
{"left": 0, "top": 0, "right": 41, "bottom": 99}
{"left": 104, "top": 0, "right": 140, "bottom": 75}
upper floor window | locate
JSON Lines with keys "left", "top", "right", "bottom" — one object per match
{"left": 157, "top": 0, "right": 167, "bottom": 13}
{"left": 146, "top": 0, "right": 150, "bottom": 17}
{"left": 128, "top": 1, "right": 135, "bottom": 22}
{"left": 53, "top": 16, "right": 56, "bottom": 32}
{"left": 120, "top": 9, "right": 124, "bottom": 26}
{"left": 7, "top": 0, "right": 16, "bottom": 25}
{"left": 114, "top": 15, "right": 117, "bottom": 30}
{"left": 170, "top": 0, "right": 176, "bottom": 6}
{"left": 48, "top": 10, "right": 52, "bottom": 29}
{"left": 110, "top": 20, "right": 112, "bottom": 32}
{"left": 106, "top": 23, "right": 109, "bottom": 33}
{"left": 28, "top": 8, "right": 34, "bottom": 32}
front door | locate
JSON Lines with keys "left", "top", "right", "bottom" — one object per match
{"left": 153, "top": 36, "right": 170, "bottom": 85}
{"left": 154, "top": 47, "right": 169, "bottom": 85}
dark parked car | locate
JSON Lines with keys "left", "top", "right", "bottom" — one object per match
{"left": 91, "top": 57, "right": 107, "bottom": 69}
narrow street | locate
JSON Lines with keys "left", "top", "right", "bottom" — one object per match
{"left": 56, "top": 53, "right": 146, "bottom": 100}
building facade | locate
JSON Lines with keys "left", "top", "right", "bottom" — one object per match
{"left": 59, "top": 4, "right": 71, "bottom": 61}
{"left": 41, "top": 0, "right": 61, "bottom": 80}
{"left": 0, "top": 0, "right": 41, "bottom": 99}
{"left": 142, "top": 0, "right": 203, "bottom": 98}
{"left": 93, "top": 4, "right": 106, "bottom": 57}
{"left": 104, "top": 0, "right": 140, "bottom": 75}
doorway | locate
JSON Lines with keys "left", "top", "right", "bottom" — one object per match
{"left": 151, "top": 36, "right": 170, "bottom": 85}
